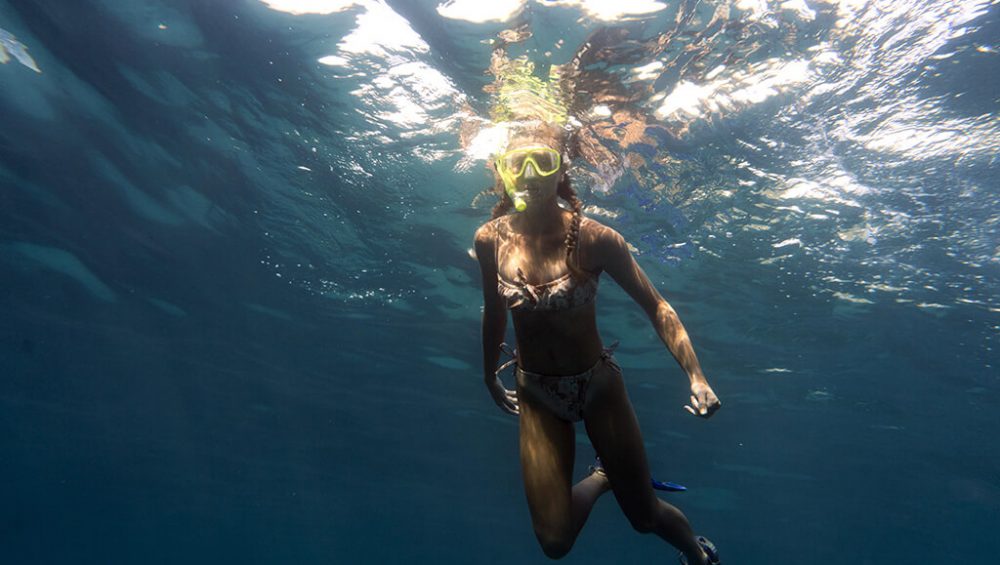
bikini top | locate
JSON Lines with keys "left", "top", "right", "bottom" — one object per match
{"left": 494, "top": 216, "right": 599, "bottom": 312}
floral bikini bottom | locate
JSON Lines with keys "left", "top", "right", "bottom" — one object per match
{"left": 500, "top": 342, "right": 620, "bottom": 422}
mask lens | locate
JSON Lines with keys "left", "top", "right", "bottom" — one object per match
{"left": 503, "top": 152, "right": 528, "bottom": 175}
{"left": 499, "top": 147, "right": 560, "bottom": 177}
{"left": 529, "top": 150, "right": 557, "bottom": 173}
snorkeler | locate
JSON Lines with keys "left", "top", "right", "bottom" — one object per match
{"left": 473, "top": 120, "right": 722, "bottom": 564}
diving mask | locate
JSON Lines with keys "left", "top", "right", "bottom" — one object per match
{"left": 495, "top": 146, "right": 562, "bottom": 212}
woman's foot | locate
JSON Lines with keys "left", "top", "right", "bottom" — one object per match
{"left": 587, "top": 457, "right": 606, "bottom": 477}
{"left": 678, "top": 536, "right": 720, "bottom": 565}
{"left": 586, "top": 457, "right": 611, "bottom": 492}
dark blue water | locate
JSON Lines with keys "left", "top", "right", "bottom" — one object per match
{"left": 2, "top": 1, "right": 998, "bottom": 563}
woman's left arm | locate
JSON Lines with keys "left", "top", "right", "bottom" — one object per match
{"left": 597, "top": 227, "right": 721, "bottom": 418}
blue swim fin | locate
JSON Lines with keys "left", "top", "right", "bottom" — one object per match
{"left": 651, "top": 478, "right": 687, "bottom": 492}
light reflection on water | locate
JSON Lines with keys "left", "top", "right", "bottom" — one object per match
{"left": 251, "top": 0, "right": 999, "bottom": 319}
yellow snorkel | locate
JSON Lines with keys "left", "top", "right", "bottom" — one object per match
{"left": 500, "top": 168, "right": 528, "bottom": 212}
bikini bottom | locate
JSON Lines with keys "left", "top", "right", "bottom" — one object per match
{"left": 512, "top": 343, "right": 620, "bottom": 423}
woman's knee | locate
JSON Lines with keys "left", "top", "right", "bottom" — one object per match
{"left": 535, "top": 530, "right": 574, "bottom": 559}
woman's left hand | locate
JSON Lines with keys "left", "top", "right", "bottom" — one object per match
{"left": 486, "top": 376, "right": 520, "bottom": 416}
{"left": 685, "top": 381, "right": 721, "bottom": 418}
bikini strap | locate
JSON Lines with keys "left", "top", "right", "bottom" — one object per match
{"left": 496, "top": 342, "right": 518, "bottom": 379}
{"left": 600, "top": 340, "right": 621, "bottom": 372}
{"left": 601, "top": 340, "right": 620, "bottom": 358}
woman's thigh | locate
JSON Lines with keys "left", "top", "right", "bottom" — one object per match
{"left": 517, "top": 380, "right": 577, "bottom": 537}
{"left": 583, "top": 361, "right": 657, "bottom": 521}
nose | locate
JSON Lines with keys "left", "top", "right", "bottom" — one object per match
{"left": 523, "top": 162, "right": 538, "bottom": 178}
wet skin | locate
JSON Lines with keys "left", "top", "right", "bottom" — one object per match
{"left": 477, "top": 142, "right": 719, "bottom": 414}
{"left": 473, "top": 142, "right": 721, "bottom": 564}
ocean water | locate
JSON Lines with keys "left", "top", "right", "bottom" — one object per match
{"left": 1, "top": 0, "right": 997, "bottom": 563}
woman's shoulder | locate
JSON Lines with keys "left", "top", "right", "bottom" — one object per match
{"left": 577, "top": 215, "right": 631, "bottom": 268}
{"left": 473, "top": 215, "right": 509, "bottom": 254}
{"left": 476, "top": 214, "right": 500, "bottom": 230}
{"left": 579, "top": 215, "right": 623, "bottom": 244}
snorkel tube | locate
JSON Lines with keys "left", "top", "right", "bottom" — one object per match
{"left": 498, "top": 165, "right": 529, "bottom": 212}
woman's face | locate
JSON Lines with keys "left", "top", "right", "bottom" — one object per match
{"left": 500, "top": 141, "right": 563, "bottom": 204}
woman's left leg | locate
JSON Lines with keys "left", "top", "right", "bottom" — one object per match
{"left": 583, "top": 361, "right": 709, "bottom": 565}
{"left": 518, "top": 376, "right": 612, "bottom": 559}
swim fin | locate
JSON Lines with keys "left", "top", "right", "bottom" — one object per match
{"left": 651, "top": 478, "right": 687, "bottom": 492}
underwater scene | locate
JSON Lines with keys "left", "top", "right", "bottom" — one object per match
{"left": 1, "top": 0, "right": 998, "bottom": 563}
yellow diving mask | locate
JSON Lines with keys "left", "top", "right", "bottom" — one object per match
{"left": 495, "top": 146, "right": 562, "bottom": 212}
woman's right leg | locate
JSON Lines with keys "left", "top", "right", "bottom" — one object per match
{"left": 583, "top": 361, "right": 709, "bottom": 565}
{"left": 518, "top": 381, "right": 610, "bottom": 559}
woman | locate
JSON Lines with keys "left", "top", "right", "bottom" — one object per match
{"left": 473, "top": 122, "right": 722, "bottom": 564}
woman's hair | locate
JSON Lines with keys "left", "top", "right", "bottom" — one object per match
{"left": 489, "top": 124, "right": 586, "bottom": 279}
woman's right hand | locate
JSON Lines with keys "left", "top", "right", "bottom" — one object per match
{"left": 486, "top": 376, "right": 519, "bottom": 416}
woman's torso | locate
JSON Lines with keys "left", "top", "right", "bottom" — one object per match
{"left": 492, "top": 213, "right": 605, "bottom": 375}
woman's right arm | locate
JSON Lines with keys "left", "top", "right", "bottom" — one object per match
{"left": 475, "top": 223, "right": 519, "bottom": 415}
{"left": 474, "top": 223, "right": 508, "bottom": 381}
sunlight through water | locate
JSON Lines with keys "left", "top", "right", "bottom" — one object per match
{"left": 248, "top": 0, "right": 999, "bottom": 328}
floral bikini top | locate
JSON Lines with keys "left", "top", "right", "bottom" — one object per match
{"left": 494, "top": 216, "right": 599, "bottom": 312}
